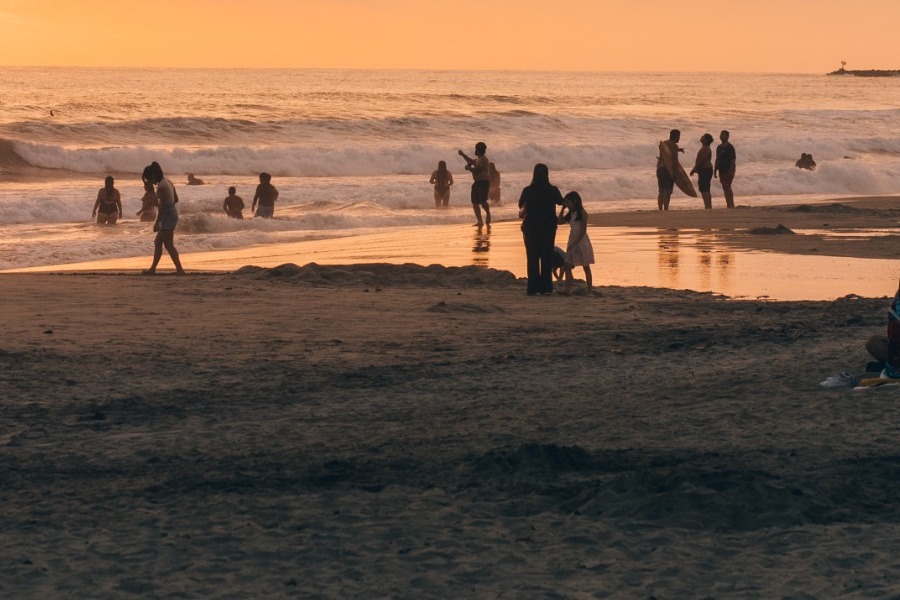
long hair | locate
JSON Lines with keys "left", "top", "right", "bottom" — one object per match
{"left": 142, "top": 161, "right": 164, "bottom": 184}
{"left": 437, "top": 160, "right": 447, "bottom": 173}
{"left": 530, "top": 163, "right": 550, "bottom": 187}
{"left": 564, "top": 191, "right": 586, "bottom": 221}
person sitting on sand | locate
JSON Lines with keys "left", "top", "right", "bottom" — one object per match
{"left": 656, "top": 129, "right": 683, "bottom": 211}
{"left": 866, "top": 279, "right": 900, "bottom": 377}
{"left": 136, "top": 180, "right": 158, "bottom": 222}
{"left": 690, "top": 133, "right": 715, "bottom": 210}
{"left": 551, "top": 246, "right": 567, "bottom": 282}
{"left": 186, "top": 173, "right": 204, "bottom": 185}
{"left": 429, "top": 161, "right": 453, "bottom": 208}
{"left": 558, "top": 191, "right": 595, "bottom": 294}
{"left": 795, "top": 153, "right": 817, "bottom": 171}
{"left": 92, "top": 175, "right": 122, "bottom": 225}
{"left": 458, "top": 142, "right": 492, "bottom": 228}
{"left": 223, "top": 186, "right": 245, "bottom": 219}
{"left": 252, "top": 172, "right": 279, "bottom": 218}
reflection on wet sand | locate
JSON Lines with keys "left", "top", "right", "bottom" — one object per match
{"left": 657, "top": 228, "right": 680, "bottom": 288}
{"left": 472, "top": 228, "right": 491, "bottom": 267}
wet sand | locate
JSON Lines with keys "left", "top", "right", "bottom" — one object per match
{"left": 2, "top": 264, "right": 900, "bottom": 597}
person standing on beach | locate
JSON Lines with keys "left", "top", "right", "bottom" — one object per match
{"left": 429, "top": 161, "right": 453, "bottom": 208}
{"left": 223, "top": 186, "right": 245, "bottom": 219}
{"left": 142, "top": 161, "right": 185, "bottom": 275}
{"left": 458, "top": 142, "right": 492, "bottom": 228}
{"left": 488, "top": 162, "right": 501, "bottom": 206}
{"left": 656, "top": 129, "right": 683, "bottom": 211}
{"left": 714, "top": 130, "right": 736, "bottom": 209}
{"left": 690, "top": 133, "right": 715, "bottom": 209}
{"left": 92, "top": 176, "right": 122, "bottom": 225}
{"left": 559, "top": 191, "right": 595, "bottom": 294}
{"left": 136, "top": 180, "right": 158, "bottom": 222}
{"left": 518, "top": 163, "right": 564, "bottom": 295}
{"left": 252, "top": 172, "right": 279, "bottom": 218}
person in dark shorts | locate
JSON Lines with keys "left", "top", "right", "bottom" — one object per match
{"left": 458, "top": 142, "right": 492, "bottom": 228}
{"left": 252, "top": 172, "right": 279, "bottom": 218}
{"left": 656, "top": 129, "right": 682, "bottom": 211}
{"left": 690, "top": 133, "right": 715, "bottom": 209}
{"left": 715, "top": 130, "right": 736, "bottom": 208}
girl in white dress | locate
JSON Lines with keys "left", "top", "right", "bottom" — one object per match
{"left": 560, "top": 191, "right": 595, "bottom": 293}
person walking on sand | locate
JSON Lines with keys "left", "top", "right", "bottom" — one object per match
{"left": 488, "top": 162, "right": 501, "bottom": 206}
{"left": 715, "top": 130, "right": 736, "bottom": 209}
{"left": 656, "top": 129, "right": 683, "bottom": 211}
{"left": 142, "top": 161, "right": 185, "bottom": 275}
{"left": 136, "top": 180, "right": 158, "bottom": 222}
{"left": 559, "top": 191, "right": 595, "bottom": 294}
{"left": 690, "top": 133, "right": 715, "bottom": 209}
{"left": 252, "top": 172, "right": 279, "bottom": 218}
{"left": 223, "top": 186, "right": 245, "bottom": 219}
{"left": 429, "top": 161, "right": 453, "bottom": 208}
{"left": 458, "top": 142, "right": 492, "bottom": 228}
{"left": 518, "top": 163, "right": 564, "bottom": 295}
{"left": 92, "top": 176, "right": 123, "bottom": 225}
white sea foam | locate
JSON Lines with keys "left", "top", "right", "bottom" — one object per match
{"left": 2, "top": 68, "right": 899, "bottom": 270}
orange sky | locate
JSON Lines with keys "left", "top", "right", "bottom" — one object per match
{"left": 1, "top": 0, "right": 898, "bottom": 72}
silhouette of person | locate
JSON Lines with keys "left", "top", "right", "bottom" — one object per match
{"left": 142, "top": 161, "right": 185, "bottom": 275}
{"left": 657, "top": 129, "right": 683, "bottom": 211}
{"left": 488, "top": 162, "right": 501, "bottom": 206}
{"left": 136, "top": 180, "right": 158, "bottom": 222}
{"left": 429, "top": 161, "right": 453, "bottom": 208}
{"left": 690, "top": 133, "right": 715, "bottom": 209}
{"left": 518, "top": 163, "right": 564, "bottom": 295}
{"left": 559, "top": 191, "right": 595, "bottom": 294}
{"left": 186, "top": 173, "right": 204, "bottom": 185}
{"left": 796, "top": 153, "right": 817, "bottom": 171}
{"left": 458, "top": 142, "right": 492, "bottom": 228}
{"left": 714, "top": 130, "right": 736, "bottom": 208}
{"left": 92, "top": 176, "right": 122, "bottom": 225}
{"left": 223, "top": 186, "right": 245, "bottom": 219}
{"left": 252, "top": 172, "right": 279, "bottom": 218}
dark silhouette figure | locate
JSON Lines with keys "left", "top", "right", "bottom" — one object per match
{"left": 518, "top": 163, "right": 564, "bottom": 295}
{"left": 458, "top": 142, "right": 492, "bottom": 228}
{"left": 714, "top": 130, "right": 736, "bottom": 208}
{"left": 223, "top": 186, "right": 245, "bottom": 218}
{"left": 142, "top": 161, "right": 185, "bottom": 275}
{"left": 252, "top": 172, "right": 279, "bottom": 218}
{"left": 690, "top": 133, "right": 715, "bottom": 209}
{"left": 136, "top": 180, "right": 158, "bottom": 222}
{"left": 796, "top": 153, "right": 817, "bottom": 171}
{"left": 187, "top": 173, "right": 205, "bottom": 185}
{"left": 92, "top": 175, "right": 122, "bottom": 225}
{"left": 429, "top": 161, "right": 453, "bottom": 208}
{"left": 656, "top": 129, "right": 684, "bottom": 211}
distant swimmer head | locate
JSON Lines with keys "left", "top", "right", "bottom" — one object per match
{"left": 669, "top": 129, "right": 681, "bottom": 142}
{"left": 259, "top": 172, "right": 271, "bottom": 183}
{"left": 228, "top": 186, "right": 236, "bottom": 195}
{"left": 701, "top": 133, "right": 714, "bottom": 145}
{"left": 475, "top": 142, "right": 487, "bottom": 155}
{"left": 104, "top": 175, "right": 114, "bottom": 189}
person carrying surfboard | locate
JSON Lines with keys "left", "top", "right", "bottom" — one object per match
{"left": 656, "top": 129, "right": 684, "bottom": 211}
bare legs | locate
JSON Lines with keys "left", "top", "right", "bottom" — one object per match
{"left": 657, "top": 190, "right": 671, "bottom": 211}
{"left": 144, "top": 230, "right": 185, "bottom": 275}
{"left": 473, "top": 201, "right": 491, "bottom": 227}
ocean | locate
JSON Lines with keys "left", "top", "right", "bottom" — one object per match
{"left": 1, "top": 68, "right": 899, "bottom": 271}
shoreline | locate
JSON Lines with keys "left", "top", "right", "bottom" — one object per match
{"left": 6, "top": 195, "right": 900, "bottom": 301}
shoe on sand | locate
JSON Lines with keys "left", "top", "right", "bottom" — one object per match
{"left": 819, "top": 372, "right": 854, "bottom": 388}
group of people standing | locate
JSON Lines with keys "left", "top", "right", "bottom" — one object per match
{"left": 659, "top": 129, "right": 736, "bottom": 211}
{"left": 430, "top": 143, "right": 501, "bottom": 221}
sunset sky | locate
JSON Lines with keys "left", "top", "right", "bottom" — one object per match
{"left": 0, "top": 0, "right": 897, "bottom": 72}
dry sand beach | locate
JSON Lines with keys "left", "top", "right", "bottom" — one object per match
{"left": 3, "top": 198, "right": 900, "bottom": 598}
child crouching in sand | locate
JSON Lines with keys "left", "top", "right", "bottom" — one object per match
{"left": 559, "top": 191, "right": 595, "bottom": 294}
